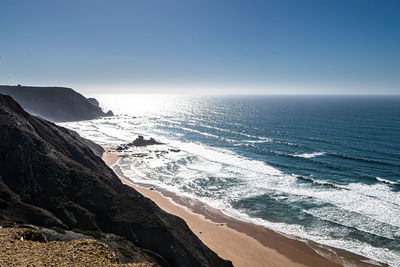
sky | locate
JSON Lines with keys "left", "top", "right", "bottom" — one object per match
{"left": 1, "top": 0, "right": 399, "bottom": 94}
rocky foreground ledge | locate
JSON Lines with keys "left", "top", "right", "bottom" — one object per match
{"left": 0, "top": 226, "right": 156, "bottom": 267}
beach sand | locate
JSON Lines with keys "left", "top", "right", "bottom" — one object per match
{"left": 102, "top": 148, "right": 381, "bottom": 267}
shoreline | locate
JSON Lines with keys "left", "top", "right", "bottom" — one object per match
{"left": 102, "top": 148, "right": 382, "bottom": 267}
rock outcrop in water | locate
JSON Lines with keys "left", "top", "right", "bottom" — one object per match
{"left": 0, "top": 94, "right": 232, "bottom": 267}
{"left": 117, "top": 136, "right": 163, "bottom": 151}
{"left": 0, "top": 85, "right": 113, "bottom": 122}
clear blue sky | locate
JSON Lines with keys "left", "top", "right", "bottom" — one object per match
{"left": 1, "top": 0, "right": 399, "bottom": 94}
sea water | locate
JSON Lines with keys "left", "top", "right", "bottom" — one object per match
{"left": 62, "top": 94, "right": 400, "bottom": 266}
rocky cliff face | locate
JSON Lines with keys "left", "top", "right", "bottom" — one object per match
{"left": 0, "top": 94, "right": 232, "bottom": 267}
{"left": 0, "top": 85, "right": 113, "bottom": 122}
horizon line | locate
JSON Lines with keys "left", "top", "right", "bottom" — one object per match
{"left": 2, "top": 84, "right": 399, "bottom": 96}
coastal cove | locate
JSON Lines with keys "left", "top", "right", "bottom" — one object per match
{"left": 103, "top": 147, "right": 382, "bottom": 267}
{"left": 3, "top": 1, "right": 400, "bottom": 265}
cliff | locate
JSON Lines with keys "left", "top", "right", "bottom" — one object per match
{"left": 0, "top": 85, "right": 113, "bottom": 122}
{"left": 0, "top": 94, "right": 232, "bottom": 267}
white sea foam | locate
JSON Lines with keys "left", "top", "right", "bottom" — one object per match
{"left": 217, "top": 204, "right": 400, "bottom": 267}
{"left": 304, "top": 206, "right": 400, "bottom": 240}
{"left": 61, "top": 99, "right": 400, "bottom": 266}
{"left": 242, "top": 139, "right": 271, "bottom": 144}
{"left": 117, "top": 151, "right": 400, "bottom": 265}
{"left": 179, "top": 127, "right": 221, "bottom": 139}
{"left": 376, "top": 177, "right": 399, "bottom": 185}
{"left": 292, "top": 152, "right": 326, "bottom": 158}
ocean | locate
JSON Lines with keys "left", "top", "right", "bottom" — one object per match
{"left": 62, "top": 94, "right": 400, "bottom": 266}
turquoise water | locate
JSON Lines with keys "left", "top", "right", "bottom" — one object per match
{"left": 63, "top": 95, "right": 400, "bottom": 265}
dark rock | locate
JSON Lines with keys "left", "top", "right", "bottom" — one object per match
{"left": 115, "top": 136, "right": 163, "bottom": 152}
{"left": 0, "top": 94, "right": 232, "bottom": 267}
{"left": 0, "top": 85, "right": 113, "bottom": 122}
{"left": 20, "top": 229, "right": 48, "bottom": 243}
{"left": 87, "top": 98, "right": 100, "bottom": 107}
{"left": 131, "top": 153, "right": 148, "bottom": 158}
{"left": 130, "top": 136, "right": 163, "bottom": 147}
{"left": 105, "top": 110, "right": 114, "bottom": 117}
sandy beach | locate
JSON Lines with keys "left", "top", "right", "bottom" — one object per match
{"left": 102, "top": 148, "right": 381, "bottom": 267}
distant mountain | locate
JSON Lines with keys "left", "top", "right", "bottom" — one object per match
{"left": 0, "top": 94, "right": 232, "bottom": 267}
{"left": 0, "top": 85, "right": 113, "bottom": 122}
